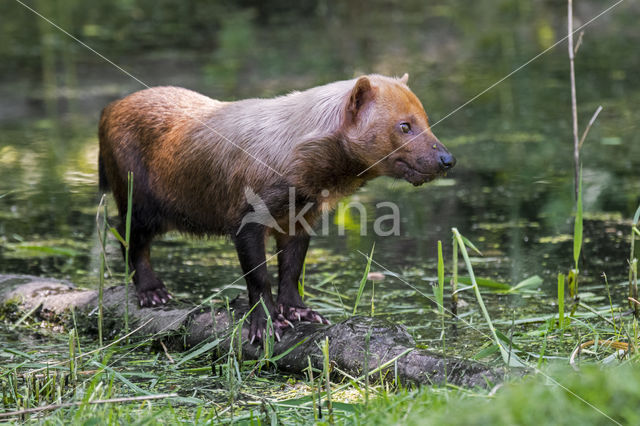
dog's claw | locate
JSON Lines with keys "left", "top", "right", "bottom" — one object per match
{"left": 280, "top": 305, "right": 329, "bottom": 325}
{"left": 249, "top": 311, "right": 294, "bottom": 344}
{"left": 137, "top": 288, "right": 173, "bottom": 308}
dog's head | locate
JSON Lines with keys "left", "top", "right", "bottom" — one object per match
{"left": 343, "top": 74, "right": 455, "bottom": 186}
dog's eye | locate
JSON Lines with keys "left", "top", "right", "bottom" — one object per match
{"left": 400, "top": 123, "right": 411, "bottom": 134}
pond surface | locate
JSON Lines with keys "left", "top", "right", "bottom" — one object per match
{"left": 1, "top": 1, "right": 638, "bottom": 360}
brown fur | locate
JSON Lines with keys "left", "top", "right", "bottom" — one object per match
{"left": 99, "top": 74, "right": 455, "bottom": 340}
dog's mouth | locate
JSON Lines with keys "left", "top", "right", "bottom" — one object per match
{"left": 393, "top": 159, "right": 440, "bottom": 186}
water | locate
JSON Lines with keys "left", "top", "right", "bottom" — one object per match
{"left": 1, "top": 0, "right": 638, "bottom": 358}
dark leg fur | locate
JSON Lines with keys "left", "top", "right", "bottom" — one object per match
{"left": 275, "top": 233, "right": 329, "bottom": 325}
{"left": 116, "top": 200, "right": 172, "bottom": 307}
{"left": 234, "top": 223, "right": 291, "bottom": 343}
{"left": 98, "top": 154, "right": 109, "bottom": 191}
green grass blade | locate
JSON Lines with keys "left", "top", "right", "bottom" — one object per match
{"left": 452, "top": 228, "right": 523, "bottom": 367}
{"left": 109, "top": 227, "right": 127, "bottom": 247}
{"left": 460, "top": 235, "right": 482, "bottom": 256}
{"left": 558, "top": 273, "right": 565, "bottom": 329}
{"left": 353, "top": 243, "right": 375, "bottom": 316}
{"left": 124, "top": 171, "right": 134, "bottom": 336}
{"left": 456, "top": 276, "right": 511, "bottom": 290}
{"left": 125, "top": 172, "right": 133, "bottom": 249}
{"left": 568, "top": 269, "right": 578, "bottom": 300}
{"left": 452, "top": 237, "right": 458, "bottom": 312}
{"left": 473, "top": 344, "right": 500, "bottom": 360}
{"left": 269, "top": 337, "right": 309, "bottom": 362}
{"left": 509, "top": 275, "right": 543, "bottom": 292}
{"left": 321, "top": 337, "right": 333, "bottom": 424}
{"left": 91, "top": 361, "right": 151, "bottom": 396}
{"left": 573, "top": 169, "right": 583, "bottom": 270}
{"left": 298, "top": 261, "right": 306, "bottom": 300}
{"left": 175, "top": 338, "right": 223, "bottom": 367}
{"left": 436, "top": 240, "right": 444, "bottom": 314}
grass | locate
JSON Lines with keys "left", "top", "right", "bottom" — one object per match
{"left": 12, "top": 200, "right": 640, "bottom": 424}
{"left": 96, "top": 195, "right": 109, "bottom": 347}
{"left": 629, "top": 204, "right": 640, "bottom": 315}
{"left": 352, "top": 243, "right": 374, "bottom": 316}
{"left": 434, "top": 240, "right": 444, "bottom": 316}
{"left": 452, "top": 228, "right": 522, "bottom": 367}
{"left": 124, "top": 171, "right": 134, "bottom": 336}
{"left": 4, "top": 331, "right": 639, "bottom": 425}
{"left": 558, "top": 273, "right": 565, "bottom": 329}
{"left": 2, "top": 190, "right": 638, "bottom": 423}
{"left": 357, "top": 363, "right": 640, "bottom": 425}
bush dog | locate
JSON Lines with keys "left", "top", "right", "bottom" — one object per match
{"left": 98, "top": 74, "right": 455, "bottom": 342}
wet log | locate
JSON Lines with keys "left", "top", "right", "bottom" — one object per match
{"left": 0, "top": 274, "right": 503, "bottom": 388}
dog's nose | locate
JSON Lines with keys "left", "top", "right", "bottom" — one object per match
{"left": 439, "top": 152, "right": 456, "bottom": 170}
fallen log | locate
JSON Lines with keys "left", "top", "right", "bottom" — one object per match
{"left": 0, "top": 274, "right": 503, "bottom": 388}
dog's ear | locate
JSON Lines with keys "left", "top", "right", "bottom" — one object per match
{"left": 346, "top": 76, "right": 374, "bottom": 123}
{"left": 399, "top": 73, "right": 409, "bottom": 84}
